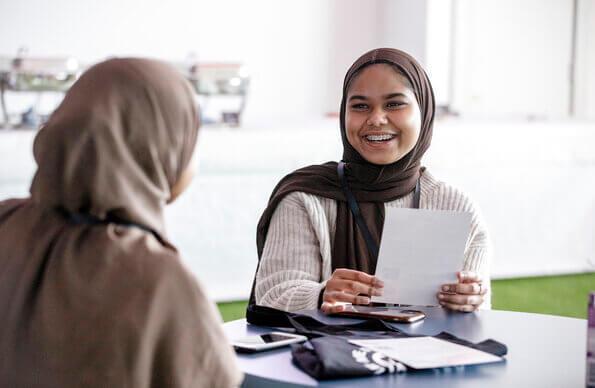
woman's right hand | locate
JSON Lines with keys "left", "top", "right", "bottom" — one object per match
{"left": 320, "top": 268, "right": 384, "bottom": 314}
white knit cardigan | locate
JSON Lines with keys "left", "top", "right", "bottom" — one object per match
{"left": 255, "top": 169, "right": 492, "bottom": 311}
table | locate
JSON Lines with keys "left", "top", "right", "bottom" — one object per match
{"left": 223, "top": 308, "right": 587, "bottom": 387}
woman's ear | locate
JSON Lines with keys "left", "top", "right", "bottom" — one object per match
{"left": 168, "top": 150, "right": 197, "bottom": 204}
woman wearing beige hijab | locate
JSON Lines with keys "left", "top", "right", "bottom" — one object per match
{"left": 0, "top": 58, "right": 242, "bottom": 387}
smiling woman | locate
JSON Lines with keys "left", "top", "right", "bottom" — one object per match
{"left": 248, "top": 48, "right": 491, "bottom": 317}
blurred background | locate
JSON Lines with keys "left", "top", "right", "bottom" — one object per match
{"left": 1, "top": 0, "right": 593, "bottom": 320}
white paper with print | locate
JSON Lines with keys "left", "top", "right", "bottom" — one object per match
{"left": 350, "top": 337, "right": 503, "bottom": 369}
{"left": 371, "top": 208, "right": 471, "bottom": 306}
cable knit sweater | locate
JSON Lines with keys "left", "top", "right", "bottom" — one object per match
{"left": 255, "top": 169, "right": 492, "bottom": 312}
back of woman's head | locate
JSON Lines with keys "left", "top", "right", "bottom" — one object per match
{"left": 30, "top": 58, "right": 199, "bottom": 235}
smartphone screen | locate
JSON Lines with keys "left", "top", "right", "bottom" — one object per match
{"left": 234, "top": 333, "right": 299, "bottom": 346}
{"left": 259, "top": 333, "right": 296, "bottom": 343}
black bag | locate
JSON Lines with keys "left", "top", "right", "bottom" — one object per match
{"left": 292, "top": 336, "right": 406, "bottom": 379}
{"left": 291, "top": 332, "right": 507, "bottom": 380}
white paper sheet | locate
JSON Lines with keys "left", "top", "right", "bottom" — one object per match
{"left": 371, "top": 208, "right": 471, "bottom": 306}
{"left": 350, "top": 337, "right": 503, "bottom": 369}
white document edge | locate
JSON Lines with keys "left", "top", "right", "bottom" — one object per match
{"left": 371, "top": 208, "right": 472, "bottom": 306}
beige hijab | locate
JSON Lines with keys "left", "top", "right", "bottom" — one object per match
{"left": 30, "top": 57, "right": 199, "bottom": 237}
{"left": 0, "top": 58, "right": 242, "bottom": 387}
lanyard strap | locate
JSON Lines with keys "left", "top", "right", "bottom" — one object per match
{"left": 337, "top": 161, "right": 420, "bottom": 259}
{"left": 63, "top": 210, "right": 161, "bottom": 241}
{"left": 413, "top": 176, "right": 421, "bottom": 209}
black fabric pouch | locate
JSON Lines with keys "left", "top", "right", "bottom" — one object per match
{"left": 291, "top": 332, "right": 507, "bottom": 380}
{"left": 291, "top": 336, "right": 406, "bottom": 379}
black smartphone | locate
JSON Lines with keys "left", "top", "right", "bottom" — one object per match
{"left": 334, "top": 305, "right": 426, "bottom": 323}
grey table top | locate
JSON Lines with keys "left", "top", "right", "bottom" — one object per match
{"left": 223, "top": 308, "right": 588, "bottom": 387}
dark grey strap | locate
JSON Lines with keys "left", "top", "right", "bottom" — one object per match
{"left": 63, "top": 210, "right": 162, "bottom": 242}
{"left": 413, "top": 177, "right": 421, "bottom": 209}
{"left": 337, "top": 161, "right": 421, "bottom": 260}
{"left": 338, "top": 162, "right": 379, "bottom": 259}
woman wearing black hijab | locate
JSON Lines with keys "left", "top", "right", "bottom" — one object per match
{"left": 252, "top": 48, "right": 490, "bottom": 314}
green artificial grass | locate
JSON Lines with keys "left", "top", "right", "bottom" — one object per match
{"left": 217, "top": 300, "right": 248, "bottom": 322}
{"left": 491, "top": 272, "right": 594, "bottom": 319}
{"left": 216, "top": 272, "right": 595, "bottom": 322}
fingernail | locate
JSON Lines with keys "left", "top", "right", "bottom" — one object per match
{"left": 361, "top": 297, "right": 370, "bottom": 305}
{"left": 438, "top": 294, "right": 444, "bottom": 300}
{"left": 442, "top": 285, "right": 449, "bottom": 292}
{"left": 373, "top": 288, "right": 383, "bottom": 296}
{"left": 375, "top": 279, "right": 384, "bottom": 288}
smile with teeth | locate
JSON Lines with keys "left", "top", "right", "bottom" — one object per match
{"left": 363, "top": 133, "right": 397, "bottom": 142}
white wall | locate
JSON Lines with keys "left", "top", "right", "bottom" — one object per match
{"left": 324, "top": 1, "right": 383, "bottom": 114}
{"left": 425, "top": 0, "right": 453, "bottom": 107}
{"left": 379, "top": 0, "right": 428, "bottom": 63}
{"left": 379, "top": 0, "right": 453, "bottom": 107}
{"left": 324, "top": 0, "right": 441, "bottom": 112}
{"left": 425, "top": 120, "right": 595, "bottom": 278}
{"left": 575, "top": 0, "right": 595, "bottom": 119}
{"left": 451, "top": 0, "right": 574, "bottom": 119}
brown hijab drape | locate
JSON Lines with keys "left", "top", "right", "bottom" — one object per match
{"left": 0, "top": 58, "right": 242, "bottom": 387}
{"left": 254, "top": 48, "right": 435, "bottom": 295}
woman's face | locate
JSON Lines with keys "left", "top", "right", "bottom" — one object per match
{"left": 345, "top": 64, "right": 421, "bottom": 165}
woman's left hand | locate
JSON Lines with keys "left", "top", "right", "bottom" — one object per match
{"left": 437, "top": 271, "right": 487, "bottom": 312}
